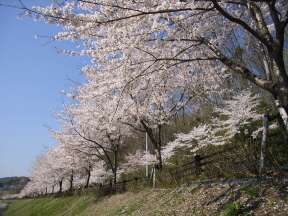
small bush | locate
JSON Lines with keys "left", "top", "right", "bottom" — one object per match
{"left": 222, "top": 202, "right": 241, "bottom": 216}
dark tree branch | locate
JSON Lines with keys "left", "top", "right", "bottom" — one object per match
{"left": 120, "top": 121, "right": 145, "bottom": 133}
{"left": 73, "top": 128, "right": 115, "bottom": 171}
{"left": 211, "top": 0, "right": 272, "bottom": 49}
{"left": 201, "top": 37, "right": 274, "bottom": 90}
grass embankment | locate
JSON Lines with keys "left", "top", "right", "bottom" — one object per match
{"left": 2, "top": 195, "right": 94, "bottom": 216}
{"left": 3, "top": 180, "right": 288, "bottom": 216}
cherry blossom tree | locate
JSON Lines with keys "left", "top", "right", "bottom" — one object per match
{"left": 14, "top": 0, "right": 286, "bottom": 132}
{"left": 20, "top": 142, "right": 108, "bottom": 196}
{"left": 161, "top": 90, "right": 263, "bottom": 160}
{"left": 51, "top": 126, "right": 98, "bottom": 188}
{"left": 4, "top": 0, "right": 287, "bottom": 195}
{"left": 59, "top": 91, "right": 134, "bottom": 186}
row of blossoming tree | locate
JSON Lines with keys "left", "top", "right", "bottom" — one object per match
{"left": 9, "top": 0, "right": 287, "bottom": 197}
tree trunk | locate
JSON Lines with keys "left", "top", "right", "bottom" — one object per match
{"left": 69, "top": 170, "right": 74, "bottom": 191}
{"left": 157, "top": 124, "right": 163, "bottom": 170}
{"left": 85, "top": 169, "right": 91, "bottom": 188}
{"left": 113, "top": 170, "right": 117, "bottom": 191}
{"left": 258, "top": 49, "right": 288, "bottom": 133}
{"left": 113, "top": 145, "right": 118, "bottom": 192}
{"left": 272, "top": 83, "right": 288, "bottom": 133}
{"left": 155, "top": 146, "right": 163, "bottom": 170}
{"left": 140, "top": 121, "right": 163, "bottom": 170}
{"left": 52, "top": 185, "right": 54, "bottom": 194}
{"left": 59, "top": 180, "right": 63, "bottom": 193}
{"left": 275, "top": 98, "right": 288, "bottom": 132}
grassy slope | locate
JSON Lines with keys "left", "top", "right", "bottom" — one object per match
{"left": 3, "top": 181, "right": 288, "bottom": 216}
{"left": 3, "top": 195, "right": 94, "bottom": 216}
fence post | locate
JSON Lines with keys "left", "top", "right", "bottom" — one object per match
{"left": 122, "top": 180, "right": 126, "bottom": 192}
{"left": 109, "top": 179, "right": 113, "bottom": 194}
{"left": 194, "top": 155, "right": 201, "bottom": 176}
{"left": 175, "top": 169, "right": 179, "bottom": 181}
{"left": 259, "top": 113, "right": 269, "bottom": 177}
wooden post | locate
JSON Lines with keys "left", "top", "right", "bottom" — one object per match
{"left": 122, "top": 180, "right": 126, "bottom": 192}
{"left": 109, "top": 179, "right": 113, "bottom": 194}
{"left": 175, "top": 169, "right": 179, "bottom": 180}
{"left": 259, "top": 113, "right": 269, "bottom": 177}
{"left": 194, "top": 155, "right": 201, "bottom": 176}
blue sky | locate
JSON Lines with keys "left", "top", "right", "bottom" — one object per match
{"left": 0, "top": 0, "right": 87, "bottom": 177}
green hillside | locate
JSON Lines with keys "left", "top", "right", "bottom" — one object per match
{"left": 2, "top": 179, "right": 288, "bottom": 216}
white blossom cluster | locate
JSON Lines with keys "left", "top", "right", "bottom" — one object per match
{"left": 161, "top": 91, "right": 263, "bottom": 161}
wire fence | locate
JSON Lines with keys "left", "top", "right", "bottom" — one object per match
{"left": 87, "top": 146, "right": 242, "bottom": 195}
{"left": 37, "top": 145, "right": 287, "bottom": 198}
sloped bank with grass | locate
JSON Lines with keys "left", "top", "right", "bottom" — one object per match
{"left": 3, "top": 178, "right": 288, "bottom": 216}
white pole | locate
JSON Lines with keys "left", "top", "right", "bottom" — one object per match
{"left": 153, "top": 166, "right": 156, "bottom": 188}
{"left": 145, "top": 132, "right": 148, "bottom": 178}
{"left": 259, "top": 113, "right": 269, "bottom": 177}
